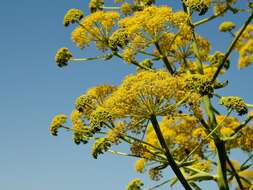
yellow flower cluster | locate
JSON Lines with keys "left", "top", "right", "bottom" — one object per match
{"left": 158, "top": 31, "right": 210, "bottom": 64}
{"left": 109, "top": 29, "right": 129, "bottom": 51}
{"left": 182, "top": 73, "right": 214, "bottom": 97}
{"left": 55, "top": 48, "right": 72, "bottom": 67}
{"left": 102, "top": 70, "right": 185, "bottom": 118}
{"left": 192, "top": 159, "right": 212, "bottom": 172}
{"left": 90, "top": 107, "right": 113, "bottom": 133}
{"left": 235, "top": 25, "right": 253, "bottom": 68}
{"left": 213, "top": 0, "right": 237, "bottom": 15}
{"left": 219, "top": 96, "right": 248, "bottom": 115}
{"left": 105, "top": 122, "right": 125, "bottom": 144}
{"left": 63, "top": 9, "right": 84, "bottom": 27}
{"left": 183, "top": 0, "right": 211, "bottom": 15}
{"left": 219, "top": 21, "right": 236, "bottom": 32}
{"left": 71, "top": 11, "right": 120, "bottom": 49}
{"left": 209, "top": 115, "right": 253, "bottom": 152}
{"left": 89, "top": 0, "right": 104, "bottom": 13}
{"left": 134, "top": 159, "right": 145, "bottom": 173}
{"left": 92, "top": 137, "right": 111, "bottom": 159}
{"left": 216, "top": 115, "right": 239, "bottom": 137}
{"left": 75, "top": 84, "right": 115, "bottom": 116}
{"left": 121, "top": 3, "right": 133, "bottom": 15}
{"left": 50, "top": 114, "right": 68, "bottom": 136}
{"left": 148, "top": 167, "right": 163, "bottom": 181}
{"left": 119, "top": 6, "right": 187, "bottom": 39}
{"left": 125, "top": 178, "right": 144, "bottom": 190}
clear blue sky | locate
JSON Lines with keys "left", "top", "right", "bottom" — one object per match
{"left": 0, "top": 1, "right": 252, "bottom": 190}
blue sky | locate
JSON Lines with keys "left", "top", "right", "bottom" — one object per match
{"left": 0, "top": 1, "right": 252, "bottom": 190}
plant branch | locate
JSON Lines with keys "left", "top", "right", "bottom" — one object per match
{"left": 212, "top": 12, "right": 253, "bottom": 82}
{"left": 150, "top": 115, "right": 193, "bottom": 190}
{"left": 226, "top": 155, "right": 244, "bottom": 190}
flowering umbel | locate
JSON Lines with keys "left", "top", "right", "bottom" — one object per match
{"left": 51, "top": 1, "right": 253, "bottom": 190}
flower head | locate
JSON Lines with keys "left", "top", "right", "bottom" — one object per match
{"left": 92, "top": 137, "right": 111, "bottom": 159}
{"left": 219, "top": 96, "right": 248, "bottom": 115}
{"left": 63, "top": 9, "right": 84, "bottom": 27}
{"left": 50, "top": 114, "right": 68, "bottom": 136}
{"left": 183, "top": 0, "right": 211, "bottom": 15}
{"left": 103, "top": 70, "right": 185, "bottom": 118}
{"left": 89, "top": 0, "right": 104, "bottom": 13}
{"left": 109, "top": 29, "right": 129, "bottom": 50}
{"left": 121, "top": 3, "right": 133, "bottom": 15}
{"left": 125, "top": 178, "right": 144, "bottom": 190}
{"left": 90, "top": 107, "right": 113, "bottom": 133}
{"left": 55, "top": 48, "right": 72, "bottom": 67}
{"left": 219, "top": 21, "right": 236, "bottom": 32}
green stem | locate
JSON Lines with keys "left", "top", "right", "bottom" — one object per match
{"left": 193, "top": 7, "right": 229, "bottom": 27}
{"left": 70, "top": 54, "right": 112, "bottom": 62}
{"left": 112, "top": 51, "right": 152, "bottom": 70}
{"left": 215, "top": 140, "right": 229, "bottom": 190}
{"left": 212, "top": 12, "right": 253, "bottom": 82}
{"left": 229, "top": 116, "right": 253, "bottom": 137}
{"left": 186, "top": 173, "right": 215, "bottom": 182}
{"left": 150, "top": 115, "right": 192, "bottom": 190}
{"left": 226, "top": 156, "right": 244, "bottom": 190}
{"left": 246, "top": 103, "right": 253, "bottom": 108}
{"left": 154, "top": 42, "right": 174, "bottom": 74}
{"left": 102, "top": 6, "right": 120, "bottom": 10}
{"left": 147, "top": 178, "right": 173, "bottom": 190}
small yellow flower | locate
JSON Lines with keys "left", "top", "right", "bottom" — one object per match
{"left": 121, "top": 3, "right": 133, "bottom": 15}
{"left": 134, "top": 159, "right": 145, "bottom": 173}
{"left": 219, "top": 21, "right": 236, "bottom": 32}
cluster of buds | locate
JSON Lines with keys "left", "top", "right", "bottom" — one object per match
{"left": 184, "top": 74, "right": 214, "bottom": 97}
{"left": 92, "top": 137, "right": 111, "bottom": 159}
{"left": 50, "top": 114, "right": 68, "bottom": 136}
{"left": 125, "top": 178, "right": 144, "bottom": 190}
{"left": 183, "top": 0, "right": 210, "bottom": 15}
{"left": 109, "top": 29, "right": 129, "bottom": 51}
{"left": 219, "top": 96, "right": 248, "bottom": 115}
{"left": 55, "top": 48, "right": 72, "bottom": 67}
{"left": 89, "top": 0, "right": 104, "bottom": 13}
{"left": 75, "top": 95, "right": 94, "bottom": 113}
{"left": 63, "top": 9, "right": 84, "bottom": 27}
{"left": 90, "top": 108, "right": 113, "bottom": 133}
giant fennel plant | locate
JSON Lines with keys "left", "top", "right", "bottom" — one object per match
{"left": 50, "top": 0, "right": 253, "bottom": 189}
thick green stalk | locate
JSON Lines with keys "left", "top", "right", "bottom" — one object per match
{"left": 215, "top": 140, "right": 229, "bottom": 190}
{"left": 150, "top": 115, "right": 193, "bottom": 190}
